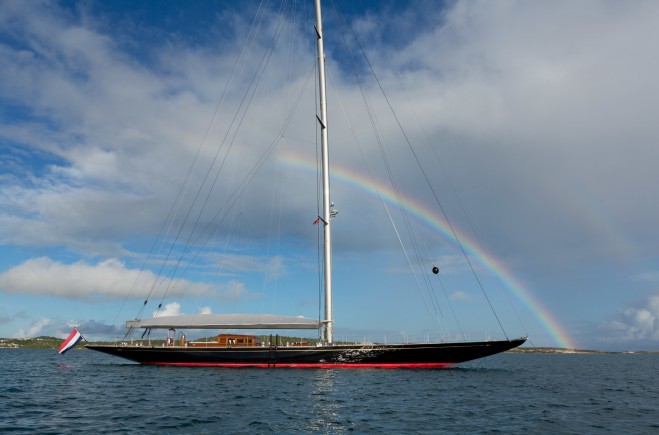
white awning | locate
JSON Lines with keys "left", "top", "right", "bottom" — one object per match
{"left": 126, "top": 313, "right": 320, "bottom": 330}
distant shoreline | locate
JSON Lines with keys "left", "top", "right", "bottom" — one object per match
{"left": 506, "top": 347, "right": 659, "bottom": 355}
{"left": 2, "top": 336, "right": 657, "bottom": 354}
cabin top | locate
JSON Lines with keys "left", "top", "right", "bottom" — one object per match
{"left": 187, "top": 334, "right": 259, "bottom": 348}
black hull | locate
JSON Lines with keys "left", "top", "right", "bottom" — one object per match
{"left": 86, "top": 338, "right": 526, "bottom": 368}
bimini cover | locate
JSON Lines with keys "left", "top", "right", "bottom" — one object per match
{"left": 126, "top": 313, "right": 320, "bottom": 330}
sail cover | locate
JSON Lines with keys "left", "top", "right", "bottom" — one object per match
{"left": 126, "top": 314, "right": 320, "bottom": 330}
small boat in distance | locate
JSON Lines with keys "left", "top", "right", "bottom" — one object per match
{"left": 87, "top": 0, "right": 526, "bottom": 368}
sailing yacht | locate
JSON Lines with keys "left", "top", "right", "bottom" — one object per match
{"left": 87, "top": 0, "right": 527, "bottom": 368}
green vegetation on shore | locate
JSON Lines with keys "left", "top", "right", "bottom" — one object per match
{"left": 0, "top": 336, "right": 64, "bottom": 349}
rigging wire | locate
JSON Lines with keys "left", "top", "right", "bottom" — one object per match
{"left": 153, "top": 0, "right": 294, "bottom": 311}
{"left": 164, "top": 65, "right": 315, "bottom": 290}
{"left": 431, "top": 267, "right": 467, "bottom": 341}
{"left": 153, "top": 1, "right": 318, "bottom": 335}
{"left": 327, "top": 2, "right": 449, "bottom": 338}
{"left": 332, "top": 0, "right": 510, "bottom": 340}
{"left": 144, "top": 51, "right": 316, "bottom": 333}
{"left": 120, "top": 0, "right": 270, "bottom": 337}
{"left": 121, "top": 0, "right": 521, "bottom": 345}
{"left": 266, "top": 0, "right": 305, "bottom": 317}
{"left": 394, "top": 73, "right": 530, "bottom": 340}
{"left": 136, "top": 0, "right": 269, "bottom": 317}
{"left": 326, "top": 66, "right": 448, "bottom": 338}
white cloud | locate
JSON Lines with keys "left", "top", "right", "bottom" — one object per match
{"left": 217, "top": 280, "right": 250, "bottom": 302}
{"left": 151, "top": 302, "right": 215, "bottom": 318}
{"left": 431, "top": 255, "right": 474, "bottom": 275}
{"left": 154, "top": 302, "right": 181, "bottom": 318}
{"left": 1, "top": 0, "right": 655, "bottom": 264}
{"left": 448, "top": 291, "right": 473, "bottom": 302}
{"left": 2, "top": 0, "right": 659, "bottom": 349}
{"left": 207, "top": 253, "right": 288, "bottom": 277}
{"left": 198, "top": 306, "right": 212, "bottom": 315}
{"left": 264, "top": 256, "right": 287, "bottom": 279}
{"left": 0, "top": 1, "right": 329, "bottom": 256}
{"left": 16, "top": 317, "right": 52, "bottom": 338}
{"left": 605, "top": 292, "right": 659, "bottom": 344}
{"left": 0, "top": 257, "right": 212, "bottom": 300}
{"left": 634, "top": 273, "right": 659, "bottom": 283}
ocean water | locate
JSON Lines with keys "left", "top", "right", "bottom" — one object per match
{"left": 1, "top": 349, "right": 657, "bottom": 434}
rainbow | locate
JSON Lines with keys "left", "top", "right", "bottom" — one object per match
{"left": 281, "top": 149, "right": 576, "bottom": 349}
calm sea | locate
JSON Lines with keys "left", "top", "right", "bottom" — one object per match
{"left": 1, "top": 349, "right": 657, "bottom": 434}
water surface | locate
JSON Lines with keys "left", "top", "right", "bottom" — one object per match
{"left": 1, "top": 349, "right": 657, "bottom": 433}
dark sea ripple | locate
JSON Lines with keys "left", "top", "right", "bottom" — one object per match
{"left": 1, "top": 349, "right": 658, "bottom": 434}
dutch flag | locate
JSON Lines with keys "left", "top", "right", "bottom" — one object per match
{"left": 58, "top": 327, "right": 85, "bottom": 355}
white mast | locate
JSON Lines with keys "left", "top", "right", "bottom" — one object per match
{"left": 314, "top": 0, "right": 333, "bottom": 344}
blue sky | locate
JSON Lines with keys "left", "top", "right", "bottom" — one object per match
{"left": 1, "top": 0, "right": 659, "bottom": 351}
